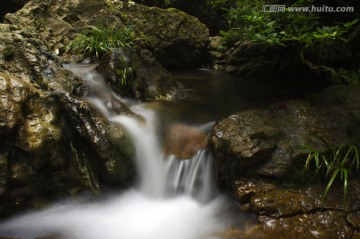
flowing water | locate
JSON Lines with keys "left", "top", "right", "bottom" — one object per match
{"left": 0, "top": 65, "right": 231, "bottom": 239}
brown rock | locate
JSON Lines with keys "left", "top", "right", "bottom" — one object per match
{"left": 164, "top": 124, "right": 208, "bottom": 159}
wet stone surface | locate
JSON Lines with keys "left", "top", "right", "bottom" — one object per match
{"left": 229, "top": 178, "right": 360, "bottom": 239}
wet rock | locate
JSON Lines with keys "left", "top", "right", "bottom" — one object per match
{"left": 212, "top": 84, "right": 360, "bottom": 238}
{"left": 164, "top": 124, "right": 208, "bottom": 159}
{"left": 133, "top": 0, "right": 225, "bottom": 35}
{"left": 98, "top": 48, "right": 186, "bottom": 100}
{"left": 250, "top": 189, "right": 321, "bottom": 217}
{"left": 232, "top": 177, "right": 360, "bottom": 239}
{"left": 0, "top": 24, "right": 136, "bottom": 217}
{"left": 0, "top": 23, "right": 83, "bottom": 93}
{"left": 4, "top": 0, "right": 209, "bottom": 70}
{"left": 259, "top": 210, "right": 352, "bottom": 239}
{"left": 211, "top": 84, "right": 360, "bottom": 189}
{"left": 0, "top": 72, "right": 131, "bottom": 217}
{"left": 234, "top": 179, "right": 276, "bottom": 204}
{"left": 111, "top": 3, "right": 209, "bottom": 69}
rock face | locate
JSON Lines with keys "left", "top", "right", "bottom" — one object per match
{"left": 117, "top": 3, "right": 209, "bottom": 69}
{"left": 3, "top": 0, "right": 209, "bottom": 70}
{"left": 0, "top": 24, "right": 135, "bottom": 217}
{"left": 98, "top": 48, "right": 187, "bottom": 100}
{"left": 133, "top": 0, "right": 225, "bottom": 35}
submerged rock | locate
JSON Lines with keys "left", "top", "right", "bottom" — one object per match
{"left": 164, "top": 124, "right": 208, "bottom": 159}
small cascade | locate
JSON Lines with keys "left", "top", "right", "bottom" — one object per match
{"left": 0, "top": 64, "right": 226, "bottom": 239}
{"left": 165, "top": 149, "right": 216, "bottom": 202}
{"left": 111, "top": 104, "right": 216, "bottom": 201}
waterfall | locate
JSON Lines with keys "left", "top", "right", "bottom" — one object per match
{"left": 0, "top": 64, "right": 226, "bottom": 239}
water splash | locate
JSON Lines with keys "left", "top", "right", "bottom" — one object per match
{"left": 0, "top": 64, "right": 227, "bottom": 239}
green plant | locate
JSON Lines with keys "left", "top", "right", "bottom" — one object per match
{"left": 115, "top": 55, "right": 134, "bottom": 94}
{"left": 217, "top": 0, "right": 358, "bottom": 51}
{"left": 70, "top": 23, "right": 142, "bottom": 58}
{"left": 297, "top": 134, "right": 360, "bottom": 207}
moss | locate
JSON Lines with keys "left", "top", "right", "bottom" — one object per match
{"left": 3, "top": 47, "right": 15, "bottom": 61}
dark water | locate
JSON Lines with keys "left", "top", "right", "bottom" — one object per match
{"left": 160, "top": 69, "right": 305, "bottom": 124}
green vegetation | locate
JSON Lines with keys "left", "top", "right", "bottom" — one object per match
{"left": 209, "top": 0, "right": 357, "bottom": 48}
{"left": 208, "top": 0, "right": 359, "bottom": 83}
{"left": 115, "top": 55, "right": 134, "bottom": 95}
{"left": 297, "top": 134, "right": 360, "bottom": 208}
{"left": 69, "top": 24, "right": 142, "bottom": 58}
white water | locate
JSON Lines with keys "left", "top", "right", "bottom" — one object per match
{"left": 0, "top": 64, "right": 227, "bottom": 239}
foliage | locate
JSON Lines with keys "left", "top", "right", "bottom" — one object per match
{"left": 115, "top": 55, "right": 134, "bottom": 95}
{"left": 330, "top": 68, "right": 360, "bottom": 84}
{"left": 217, "top": 0, "right": 358, "bottom": 50}
{"left": 297, "top": 134, "right": 360, "bottom": 208}
{"left": 70, "top": 23, "right": 142, "bottom": 58}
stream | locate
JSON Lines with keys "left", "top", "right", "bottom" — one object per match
{"left": 0, "top": 65, "right": 301, "bottom": 239}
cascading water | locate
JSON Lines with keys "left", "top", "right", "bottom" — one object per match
{"left": 0, "top": 64, "right": 228, "bottom": 239}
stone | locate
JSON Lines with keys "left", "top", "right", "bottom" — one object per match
{"left": 211, "top": 84, "right": 360, "bottom": 189}
{"left": 4, "top": 0, "right": 209, "bottom": 70}
{"left": 98, "top": 48, "right": 186, "bottom": 100}
{"left": 164, "top": 123, "right": 208, "bottom": 159}
{"left": 0, "top": 23, "right": 136, "bottom": 217}
{"left": 259, "top": 210, "right": 352, "bottom": 239}
{"left": 121, "top": 4, "right": 209, "bottom": 69}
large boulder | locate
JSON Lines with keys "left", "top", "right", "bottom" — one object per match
{"left": 133, "top": 0, "right": 225, "bottom": 35}
{"left": 98, "top": 48, "right": 187, "bottom": 100}
{"left": 211, "top": 84, "right": 360, "bottom": 239}
{"left": 4, "top": 0, "right": 209, "bottom": 70}
{"left": 120, "top": 3, "right": 209, "bottom": 69}
{"left": 211, "top": 84, "right": 360, "bottom": 189}
{"left": 0, "top": 24, "right": 135, "bottom": 217}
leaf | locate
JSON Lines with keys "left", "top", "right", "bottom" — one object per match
{"left": 322, "top": 167, "right": 340, "bottom": 205}
{"left": 341, "top": 168, "right": 348, "bottom": 208}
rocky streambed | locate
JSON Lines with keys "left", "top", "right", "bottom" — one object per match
{"left": 0, "top": 1, "right": 360, "bottom": 239}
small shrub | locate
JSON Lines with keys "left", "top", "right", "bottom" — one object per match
{"left": 70, "top": 23, "right": 143, "bottom": 58}
{"left": 115, "top": 55, "right": 134, "bottom": 95}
